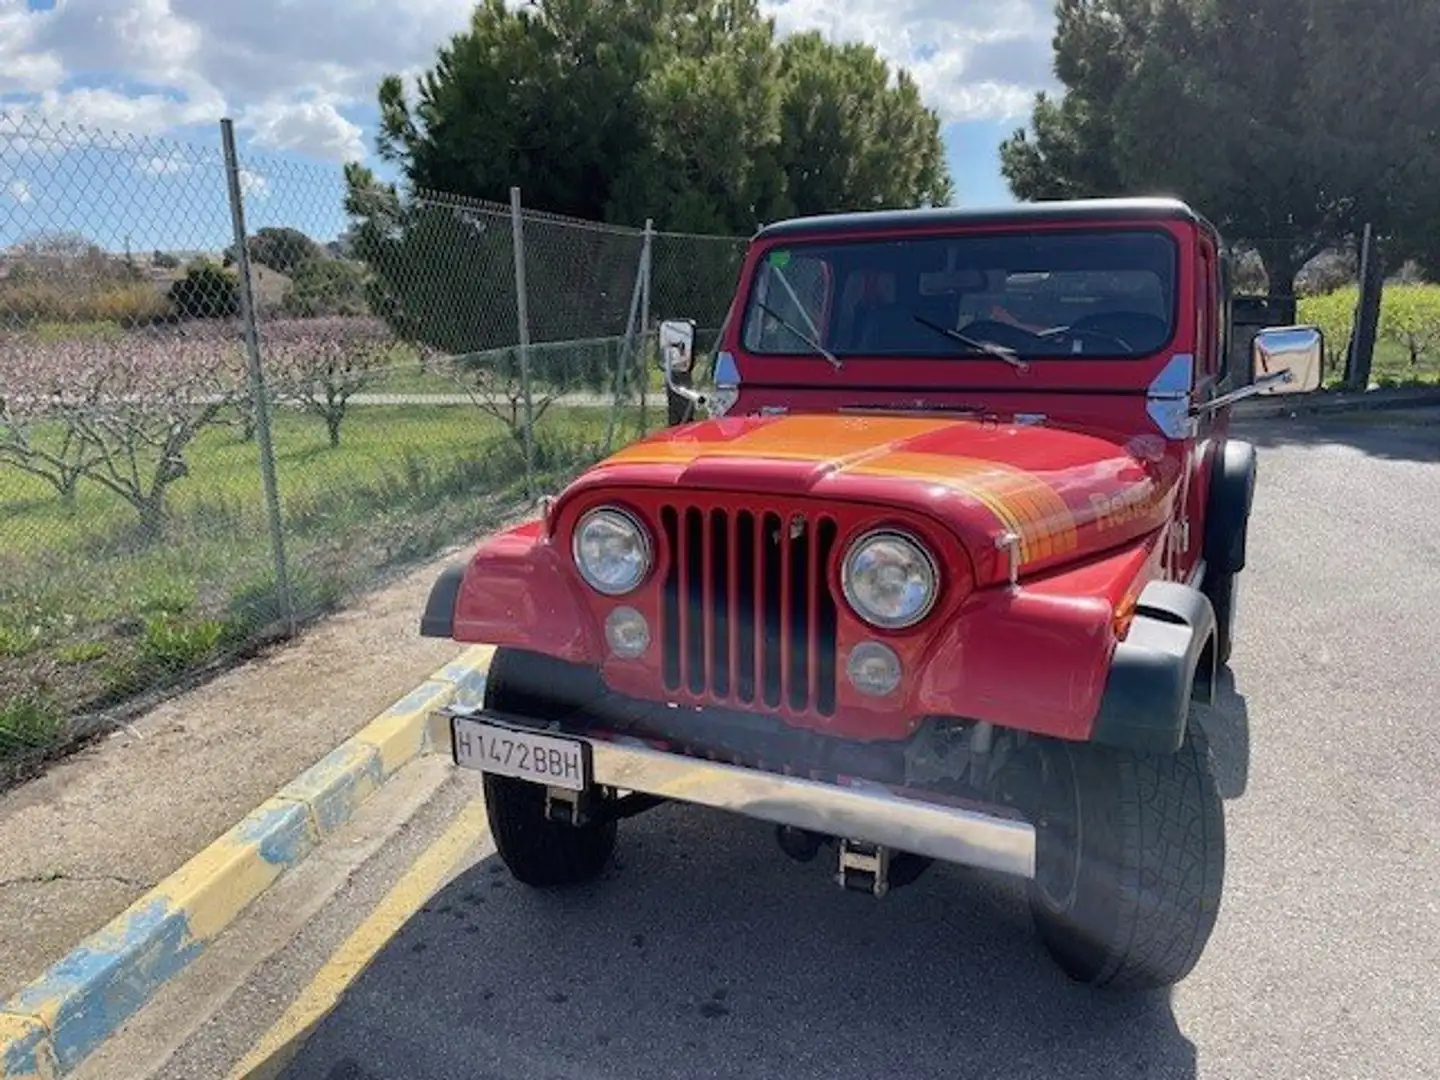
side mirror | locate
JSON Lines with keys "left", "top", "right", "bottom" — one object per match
{"left": 1252, "top": 324, "right": 1323, "bottom": 394}
{"left": 658, "top": 319, "right": 696, "bottom": 374}
{"left": 1192, "top": 323, "right": 1325, "bottom": 419}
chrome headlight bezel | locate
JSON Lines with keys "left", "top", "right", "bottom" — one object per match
{"left": 572, "top": 506, "right": 653, "bottom": 596}
{"left": 840, "top": 528, "right": 940, "bottom": 630}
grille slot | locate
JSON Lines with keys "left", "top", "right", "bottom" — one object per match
{"left": 661, "top": 504, "right": 837, "bottom": 715}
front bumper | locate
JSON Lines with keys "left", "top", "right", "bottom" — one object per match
{"left": 428, "top": 705, "right": 1037, "bottom": 880}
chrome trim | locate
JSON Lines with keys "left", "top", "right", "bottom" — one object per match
{"left": 433, "top": 709, "right": 1036, "bottom": 879}
{"left": 572, "top": 506, "right": 653, "bottom": 596}
{"left": 1191, "top": 368, "right": 1293, "bottom": 416}
{"left": 1147, "top": 352, "right": 1196, "bottom": 439}
{"left": 840, "top": 528, "right": 940, "bottom": 630}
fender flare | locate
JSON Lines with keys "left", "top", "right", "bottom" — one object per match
{"left": 1088, "top": 581, "right": 1217, "bottom": 755}
{"left": 419, "top": 563, "right": 466, "bottom": 638}
{"left": 1204, "top": 439, "right": 1257, "bottom": 575}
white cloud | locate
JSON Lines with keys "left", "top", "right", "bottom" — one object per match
{"left": 238, "top": 98, "right": 366, "bottom": 162}
{"left": 761, "top": 0, "right": 1057, "bottom": 123}
{"left": 136, "top": 151, "right": 193, "bottom": 176}
{"left": 0, "top": 0, "right": 475, "bottom": 163}
{"left": 238, "top": 167, "right": 269, "bottom": 199}
{"left": 4, "top": 179, "right": 32, "bottom": 204}
{"left": 0, "top": 0, "right": 1056, "bottom": 168}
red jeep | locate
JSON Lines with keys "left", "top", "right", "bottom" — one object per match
{"left": 420, "top": 197, "right": 1322, "bottom": 990}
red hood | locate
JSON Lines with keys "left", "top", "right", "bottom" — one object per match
{"left": 567, "top": 413, "right": 1180, "bottom": 583}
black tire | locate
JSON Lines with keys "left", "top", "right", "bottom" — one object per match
{"left": 1026, "top": 725, "right": 1226, "bottom": 991}
{"left": 481, "top": 648, "right": 616, "bottom": 888}
{"left": 1203, "top": 570, "right": 1238, "bottom": 668}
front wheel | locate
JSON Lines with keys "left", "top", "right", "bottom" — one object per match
{"left": 1027, "top": 725, "right": 1226, "bottom": 990}
{"left": 481, "top": 648, "right": 616, "bottom": 888}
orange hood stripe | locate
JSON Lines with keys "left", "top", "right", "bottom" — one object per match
{"left": 849, "top": 452, "right": 1079, "bottom": 565}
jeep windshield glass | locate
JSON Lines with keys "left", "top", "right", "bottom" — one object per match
{"left": 738, "top": 228, "right": 1178, "bottom": 360}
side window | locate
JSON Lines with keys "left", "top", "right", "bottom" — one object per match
{"left": 1197, "top": 244, "right": 1215, "bottom": 377}
{"left": 1218, "top": 255, "right": 1232, "bottom": 381}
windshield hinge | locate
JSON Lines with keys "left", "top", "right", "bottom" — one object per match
{"left": 1146, "top": 353, "right": 1197, "bottom": 439}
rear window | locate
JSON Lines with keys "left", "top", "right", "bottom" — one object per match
{"left": 739, "top": 228, "right": 1179, "bottom": 359}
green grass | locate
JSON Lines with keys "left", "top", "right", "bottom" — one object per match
{"left": 0, "top": 399, "right": 654, "bottom": 775}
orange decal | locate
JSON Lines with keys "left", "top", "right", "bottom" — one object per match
{"left": 849, "top": 451, "right": 1079, "bottom": 566}
{"left": 602, "top": 416, "right": 960, "bottom": 468}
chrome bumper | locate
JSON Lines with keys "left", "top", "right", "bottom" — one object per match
{"left": 428, "top": 707, "right": 1036, "bottom": 881}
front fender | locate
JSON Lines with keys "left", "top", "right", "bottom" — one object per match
{"left": 1204, "top": 439, "right": 1257, "bottom": 574}
{"left": 417, "top": 520, "right": 602, "bottom": 663}
{"left": 1088, "top": 581, "right": 1217, "bottom": 754}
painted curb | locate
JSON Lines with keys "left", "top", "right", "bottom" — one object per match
{"left": 0, "top": 644, "right": 495, "bottom": 1080}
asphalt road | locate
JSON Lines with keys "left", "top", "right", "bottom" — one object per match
{"left": 152, "top": 411, "right": 1440, "bottom": 1080}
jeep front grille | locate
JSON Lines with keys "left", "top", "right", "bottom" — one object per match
{"left": 659, "top": 504, "right": 839, "bottom": 716}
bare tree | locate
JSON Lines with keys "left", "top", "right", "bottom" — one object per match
{"left": 0, "top": 334, "right": 246, "bottom": 538}
{"left": 265, "top": 317, "right": 393, "bottom": 447}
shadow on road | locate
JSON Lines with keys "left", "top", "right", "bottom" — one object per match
{"left": 1232, "top": 409, "right": 1440, "bottom": 465}
{"left": 277, "top": 806, "right": 1198, "bottom": 1080}
{"left": 1195, "top": 666, "right": 1250, "bottom": 800}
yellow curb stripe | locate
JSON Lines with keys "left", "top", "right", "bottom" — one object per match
{"left": 226, "top": 800, "right": 492, "bottom": 1080}
{"left": 0, "top": 644, "right": 498, "bottom": 1079}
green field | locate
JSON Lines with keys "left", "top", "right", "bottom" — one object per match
{"left": 0, "top": 399, "right": 648, "bottom": 776}
{"left": 1298, "top": 284, "right": 1440, "bottom": 387}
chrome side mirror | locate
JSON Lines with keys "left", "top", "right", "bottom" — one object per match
{"left": 1252, "top": 324, "right": 1323, "bottom": 394}
{"left": 1191, "top": 324, "right": 1325, "bottom": 417}
{"left": 658, "top": 319, "right": 696, "bottom": 374}
{"left": 657, "top": 317, "right": 705, "bottom": 417}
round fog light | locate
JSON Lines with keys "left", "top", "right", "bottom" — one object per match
{"left": 605, "top": 606, "right": 650, "bottom": 658}
{"left": 846, "top": 641, "right": 902, "bottom": 697}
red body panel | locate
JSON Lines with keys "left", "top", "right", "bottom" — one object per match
{"left": 449, "top": 212, "right": 1228, "bottom": 744}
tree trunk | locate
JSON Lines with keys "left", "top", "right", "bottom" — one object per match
{"left": 326, "top": 411, "right": 342, "bottom": 448}
{"left": 136, "top": 491, "right": 167, "bottom": 543}
{"left": 1255, "top": 244, "right": 1299, "bottom": 301}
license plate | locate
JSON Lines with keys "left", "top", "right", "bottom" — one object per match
{"left": 451, "top": 716, "right": 589, "bottom": 792}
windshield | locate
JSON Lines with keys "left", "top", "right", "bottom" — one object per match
{"left": 739, "top": 228, "right": 1179, "bottom": 359}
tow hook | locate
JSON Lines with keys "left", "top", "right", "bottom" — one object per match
{"left": 838, "top": 839, "right": 892, "bottom": 897}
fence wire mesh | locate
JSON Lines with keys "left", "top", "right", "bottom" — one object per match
{"left": 0, "top": 113, "right": 751, "bottom": 786}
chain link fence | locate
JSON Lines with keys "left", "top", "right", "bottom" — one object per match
{"left": 0, "top": 113, "right": 751, "bottom": 786}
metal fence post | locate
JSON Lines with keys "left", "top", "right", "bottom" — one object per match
{"left": 1347, "top": 222, "right": 1383, "bottom": 390}
{"left": 220, "top": 118, "right": 295, "bottom": 635}
{"left": 605, "top": 240, "right": 648, "bottom": 453}
{"left": 509, "top": 187, "right": 536, "bottom": 497}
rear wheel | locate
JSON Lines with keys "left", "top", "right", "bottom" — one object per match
{"left": 1027, "top": 725, "right": 1225, "bottom": 990}
{"left": 481, "top": 648, "right": 616, "bottom": 888}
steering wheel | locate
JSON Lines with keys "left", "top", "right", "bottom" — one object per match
{"left": 1037, "top": 324, "right": 1136, "bottom": 353}
{"left": 1061, "top": 312, "right": 1171, "bottom": 354}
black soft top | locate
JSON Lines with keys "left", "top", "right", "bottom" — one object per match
{"left": 755, "top": 197, "right": 1220, "bottom": 243}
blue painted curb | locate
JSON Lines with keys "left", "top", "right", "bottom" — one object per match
{"left": 0, "top": 645, "right": 494, "bottom": 1079}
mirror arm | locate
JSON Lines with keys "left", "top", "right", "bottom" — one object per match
{"left": 663, "top": 352, "right": 707, "bottom": 411}
{"left": 1190, "top": 369, "right": 1293, "bottom": 417}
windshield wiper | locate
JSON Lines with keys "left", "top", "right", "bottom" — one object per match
{"left": 756, "top": 300, "right": 843, "bottom": 370}
{"left": 912, "top": 314, "right": 1029, "bottom": 372}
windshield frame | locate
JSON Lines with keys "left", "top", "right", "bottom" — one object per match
{"left": 735, "top": 224, "right": 1183, "bottom": 363}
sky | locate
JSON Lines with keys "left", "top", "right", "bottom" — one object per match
{"left": 0, "top": 0, "right": 1060, "bottom": 253}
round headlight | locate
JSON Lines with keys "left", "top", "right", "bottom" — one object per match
{"left": 573, "top": 507, "right": 652, "bottom": 596}
{"left": 841, "top": 530, "right": 938, "bottom": 629}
